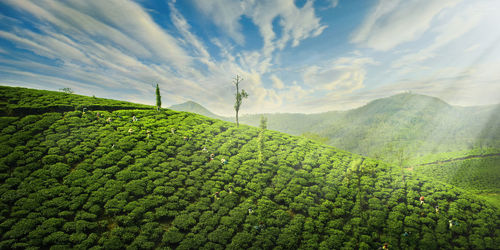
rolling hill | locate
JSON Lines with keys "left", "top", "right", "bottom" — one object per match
{"left": 169, "top": 101, "right": 226, "bottom": 121}
{"left": 407, "top": 149, "right": 500, "bottom": 209}
{"left": 171, "top": 93, "right": 500, "bottom": 161}
{"left": 0, "top": 86, "right": 499, "bottom": 249}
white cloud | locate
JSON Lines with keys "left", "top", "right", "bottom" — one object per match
{"left": 193, "top": 0, "right": 247, "bottom": 45}
{"left": 251, "top": 0, "right": 326, "bottom": 52}
{"left": 169, "top": 2, "right": 210, "bottom": 61}
{"left": 4, "top": 0, "right": 191, "bottom": 68}
{"left": 351, "top": 0, "right": 460, "bottom": 51}
{"left": 270, "top": 74, "right": 285, "bottom": 89}
{"left": 0, "top": 31, "right": 53, "bottom": 58}
{"left": 194, "top": 0, "right": 326, "bottom": 56}
{"left": 283, "top": 84, "right": 310, "bottom": 103}
{"left": 392, "top": 1, "right": 486, "bottom": 69}
{"left": 303, "top": 56, "right": 376, "bottom": 94}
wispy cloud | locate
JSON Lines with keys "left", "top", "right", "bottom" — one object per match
{"left": 4, "top": 0, "right": 191, "bottom": 68}
{"left": 194, "top": 0, "right": 326, "bottom": 56}
{"left": 270, "top": 74, "right": 285, "bottom": 89}
{"left": 351, "top": 0, "right": 460, "bottom": 51}
{"left": 303, "top": 56, "right": 376, "bottom": 93}
{"left": 391, "top": 1, "right": 486, "bottom": 69}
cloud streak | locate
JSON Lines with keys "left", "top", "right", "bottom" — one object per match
{"left": 194, "top": 0, "right": 327, "bottom": 56}
{"left": 351, "top": 0, "right": 459, "bottom": 51}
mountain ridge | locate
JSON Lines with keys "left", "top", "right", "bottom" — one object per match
{"left": 169, "top": 101, "right": 225, "bottom": 120}
{"left": 170, "top": 93, "right": 500, "bottom": 159}
{"left": 170, "top": 92, "right": 500, "bottom": 119}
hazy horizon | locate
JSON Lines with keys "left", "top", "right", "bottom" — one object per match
{"left": 171, "top": 91, "right": 500, "bottom": 117}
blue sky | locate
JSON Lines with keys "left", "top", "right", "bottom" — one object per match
{"left": 0, "top": 0, "right": 499, "bottom": 116}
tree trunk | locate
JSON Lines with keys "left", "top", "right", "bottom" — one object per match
{"left": 235, "top": 76, "right": 240, "bottom": 127}
{"left": 236, "top": 110, "right": 239, "bottom": 127}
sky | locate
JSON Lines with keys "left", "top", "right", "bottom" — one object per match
{"left": 0, "top": 0, "right": 499, "bottom": 116}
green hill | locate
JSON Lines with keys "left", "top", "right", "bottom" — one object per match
{"left": 169, "top": 101, "right": 227, "bottom": 121}
{"left": 324, "top": 93, "right": 500, "bottom": 159}
{"left": 0, "top": 86, "right": 499, "bottom": 249}
{"left": 0, "top": 86, "right": 152, "bottom": 117}
{"left": 408, "top": 149, "right": 500, "bottom": 209}
{"left": 172, "top": 93, "right": 500, "bottom": 161}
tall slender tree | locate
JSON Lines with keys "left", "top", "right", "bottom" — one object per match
{"left": 155, "top": 83, "right": 161, "bottom": 111}
{"left": 233, "top": 75, "right": 248, "bottom": 127}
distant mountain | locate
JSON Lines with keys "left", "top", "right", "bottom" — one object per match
{"left": 170, "top": 93, "right": 500, "bottom": 160}
{"left": 169, "top": 101, "right": 227, "bottom": 120}
{"left": 321, "top": 93, "right": 500, "bottom": 158}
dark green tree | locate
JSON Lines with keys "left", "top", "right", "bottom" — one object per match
{"left": 233, "top": 75, "right": 248, "bottom": 127}
{"left": 155, "top": 84, "right": 161, "bottom": 111}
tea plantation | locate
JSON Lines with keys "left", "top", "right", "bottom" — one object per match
{"left": 0, "top": 86, "right": 151, "bottom": 117}
{"left": 411, "top": 152, "right": 500, "bottom": 209}
{"left": 0, "top": 86, "right": 499, "bottom": 249}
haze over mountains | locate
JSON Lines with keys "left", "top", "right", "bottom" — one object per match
{"left": 171, "top": 93, "right": 500, "bottom": 160}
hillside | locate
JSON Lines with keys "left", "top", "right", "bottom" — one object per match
{"left": 408, "top": 149, "right": 500, "bottom": 209}
{"left": 325, "top": 93, "right": 500, "bottom": 159}
{"left": 0, "top": 86, "right": 152, "bottom": 116}
{"left": 169, "top": 101, "right": 226, "bottom": 121}
{"left": 171, "top": 93, "right": 500, "bottom": 160}
{"left": 0, "top": 86, "right": 499, "bottom": 249}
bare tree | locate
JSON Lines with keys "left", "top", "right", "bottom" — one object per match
{"left": 233, "top": 75, "right": 248, "bottom": 127}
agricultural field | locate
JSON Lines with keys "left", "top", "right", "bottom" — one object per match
{"left": 0, "top": 86, "right": 151, "bottom": 117}
{"left": 410, "top": 152, "right": 500, "bottom": 209}
{"left": 0, "top": 87, "right": 499, "bottom": 249}
{"left": 407, "top": 148, "right": 500, "bottom": 166}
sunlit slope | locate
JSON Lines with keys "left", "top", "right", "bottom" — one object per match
{"left": 0, "top": 86, "right": 152, "bottom": 116}
{"left": 327, "top": 93, "right": 500, "bottom": 157}
{"left": 410, "top": 151, "right": 500, "bottom": 208}
{"left": 0, "top": 87, "right": 498, "bottom": 249}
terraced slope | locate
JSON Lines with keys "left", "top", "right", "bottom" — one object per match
{"left": 410, "top": 151, "right": 500, "bottom": 209}
{"left": 0, "top": 86, "right": 152, "bottom": 116}
{"left": 0, "top": 87, "right": 499, "bottom": 249}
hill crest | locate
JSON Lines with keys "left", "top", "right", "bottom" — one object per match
{"left": 169, "top": 100, "right": 225, "bottom": 120}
